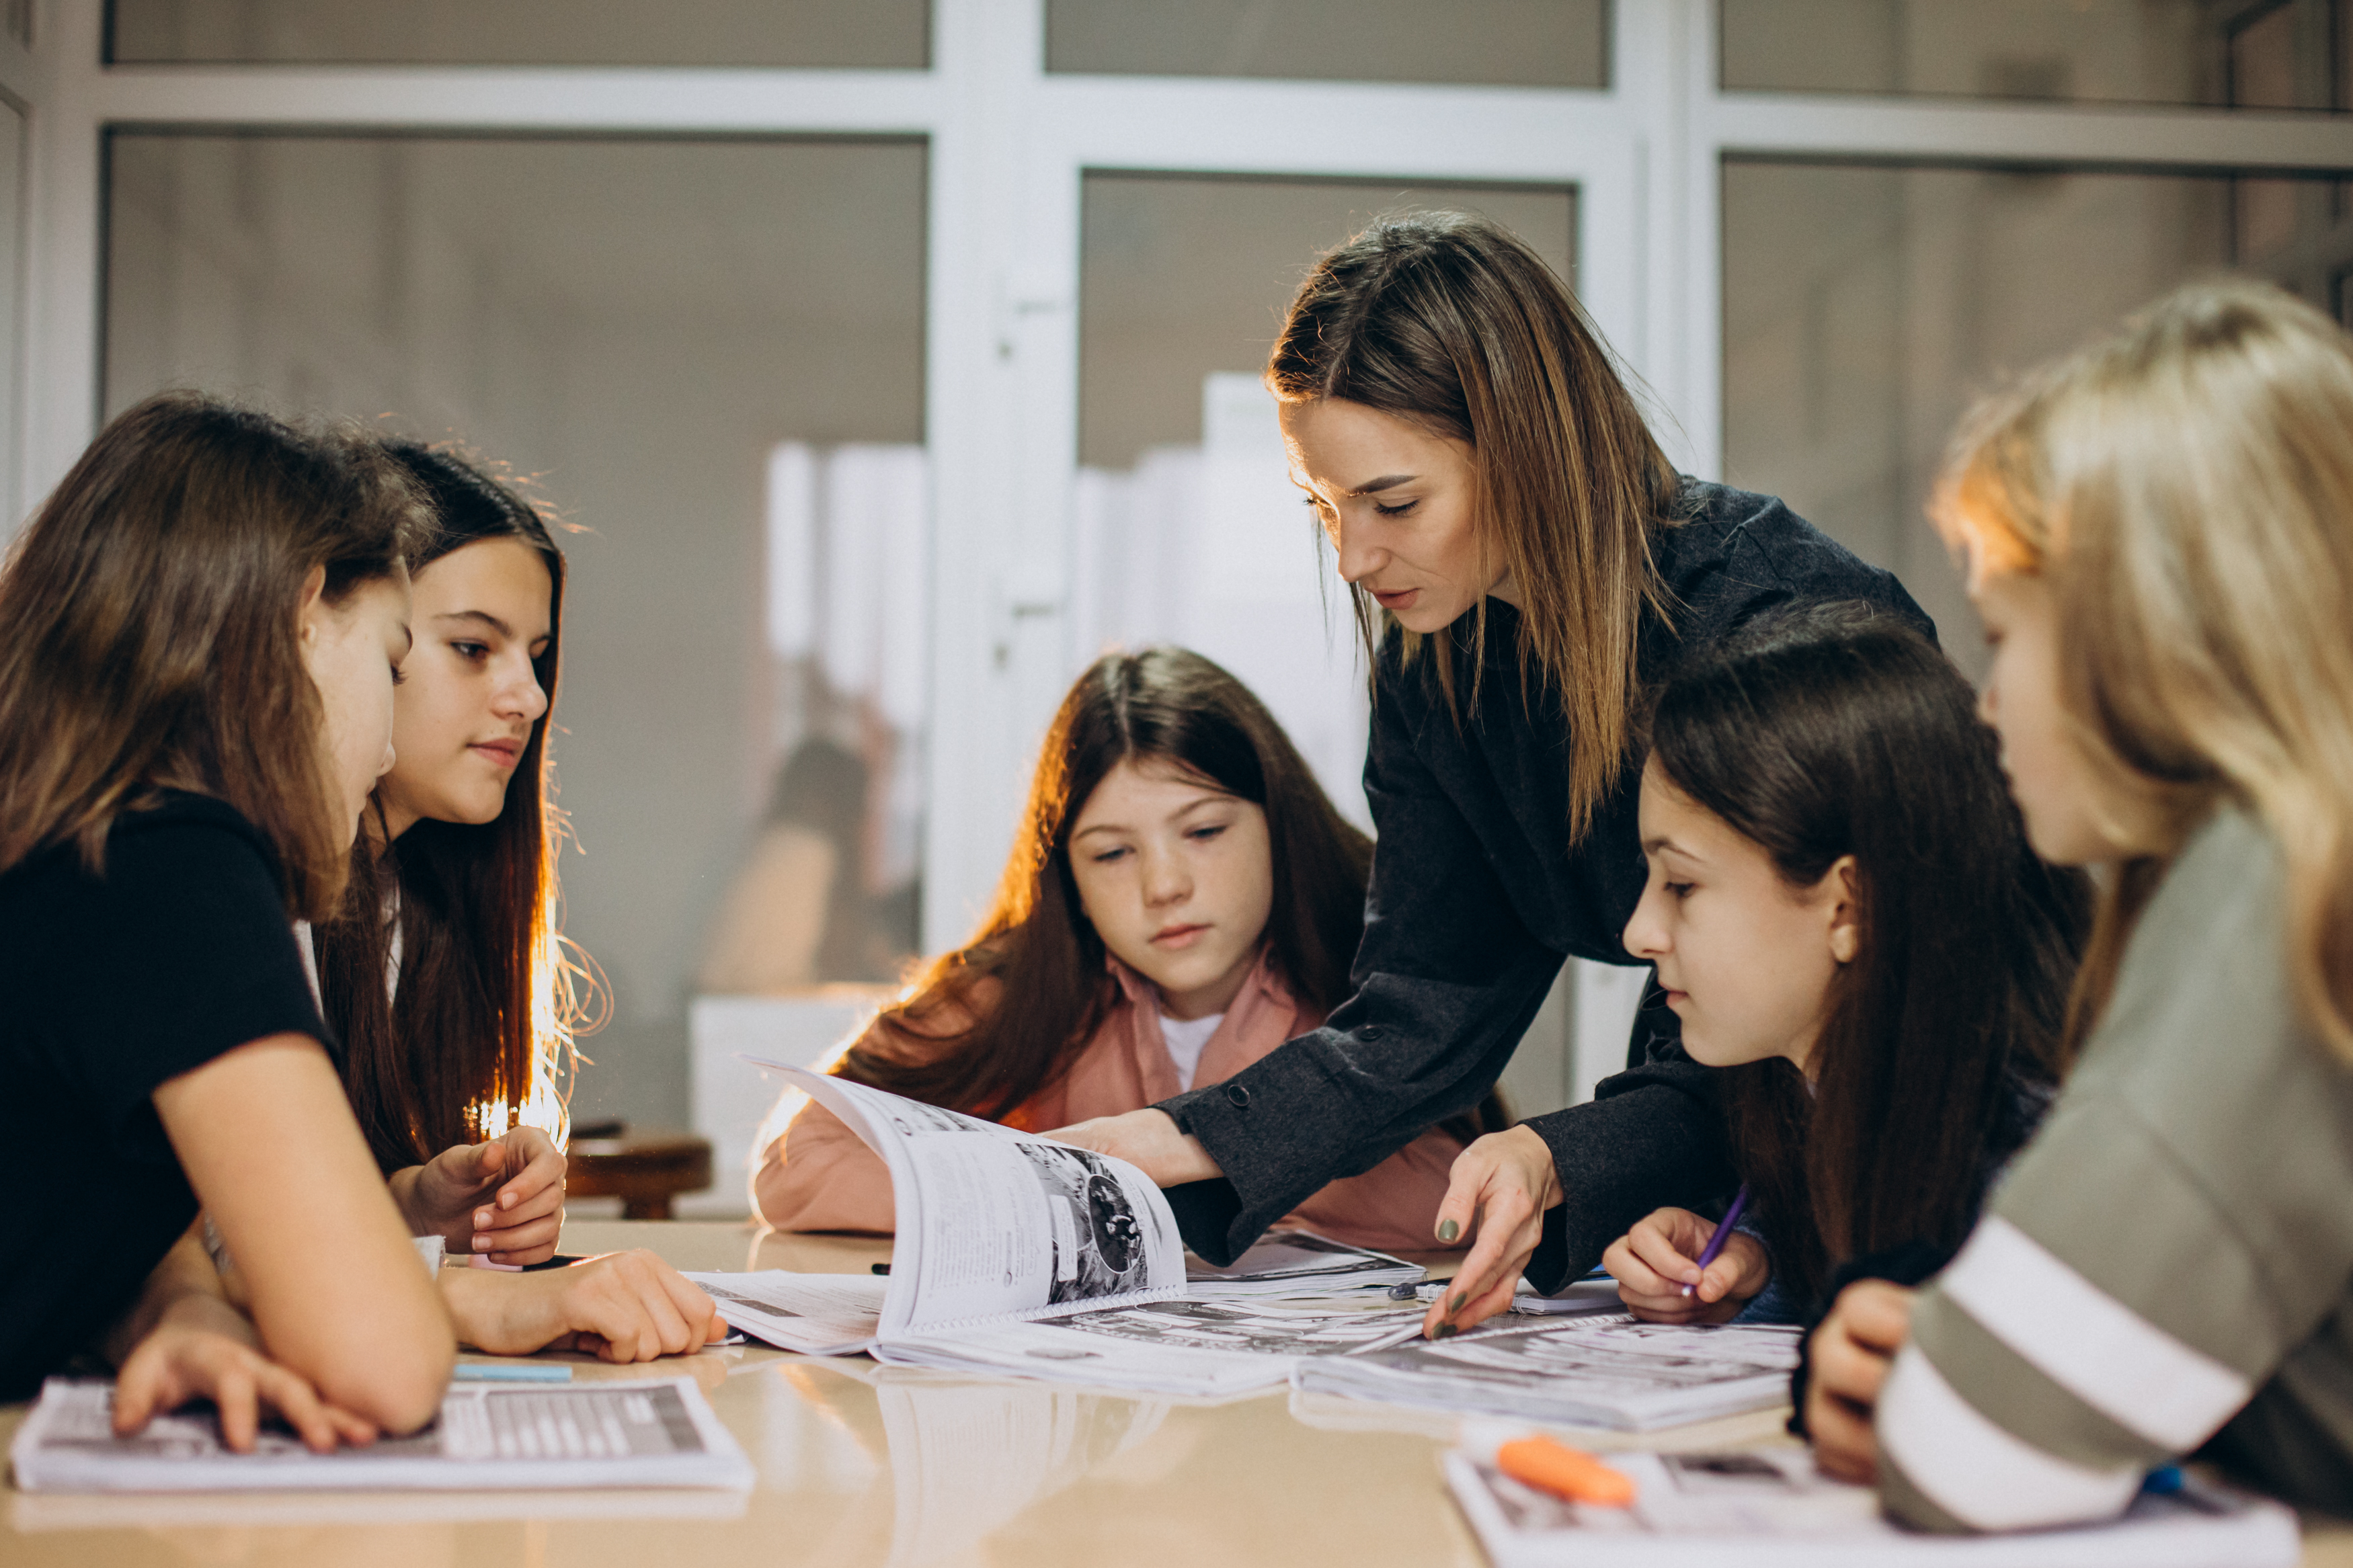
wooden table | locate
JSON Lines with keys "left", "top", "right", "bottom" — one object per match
{"left": 5, "top": 1221, "right": 2350, "bottom": 1567}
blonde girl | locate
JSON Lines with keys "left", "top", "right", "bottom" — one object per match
{"left": 1804, "top": 281, "right": 2353, "bottom": 1528}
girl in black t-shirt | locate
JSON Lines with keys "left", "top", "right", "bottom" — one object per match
{"left": 313, "top": 444, "right": 723, "bottom": 1363}
{"left": 0, "top": 393, "right": 456, "bottom": 1444}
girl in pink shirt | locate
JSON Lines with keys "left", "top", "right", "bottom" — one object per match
{"left": 753, "top": 647, "right": 1500, "bottom": 1253}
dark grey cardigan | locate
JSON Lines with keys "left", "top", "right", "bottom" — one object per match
{"left": 1158, "top": 479, "right": 1933, "bottom": 1283}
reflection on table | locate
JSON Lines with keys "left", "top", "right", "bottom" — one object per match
{"left": 4, "top": 1221, "right": 2348, "bottom": 1568}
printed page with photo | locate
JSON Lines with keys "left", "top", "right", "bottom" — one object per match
{"left": 739, "top": 1062, "right": 1185, "bottom": 1338}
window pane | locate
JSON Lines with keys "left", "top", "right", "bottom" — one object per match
{"left": 1722, "top": 0, "right": 2348, "bottom": 110}
{"left": 1721, "top": 157, "right": 2352, "bottom": 672}
{"left": 106, "top": 134, "right": 928, "bottom": 1160}
{"left": 1076, "top": 175, "right": 1572, "bottom": 804}
{"left": 1047, "top": 0, "right": 1605, "bottom": 87}
{"left": 108, "top": 0, "right": 927, "bottom": 67}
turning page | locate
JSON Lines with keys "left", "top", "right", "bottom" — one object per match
{"left": 742, "top": 1061, "right": 1185, "bottom": 1338}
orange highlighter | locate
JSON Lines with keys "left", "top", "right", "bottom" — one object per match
{"left": 1496, "top": 1436, "right": 1639, "bottom": 1508}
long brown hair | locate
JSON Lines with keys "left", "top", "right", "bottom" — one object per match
{"left": 1935, "top": 280, "right": 2353, "bottom": 1067}
{"left": 842, "top": 647, "right": 1373, "bottom": 1122}
{"left": 1648, "top": 610, "right": 2089, "bottom": 1305}
{"left": 316, "top": 442, "right": 584, "bottom": 1170}
{"left": 0, "top": 392, "right": 425, "bottom": 915}
{"left": 1266, "top": 210, "right": 1684, "bottom": 843}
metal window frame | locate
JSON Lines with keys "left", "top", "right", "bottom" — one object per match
{"left": 16, "top": 0, "right": 2353, "bottom": 948}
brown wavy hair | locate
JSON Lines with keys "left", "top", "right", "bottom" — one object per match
{"left": 1649, "top": 610, "right": 2089, "bottom": 1305}
{"left": 1267, "top": 210, "right": 1683, "bottom": 843}
{"left": 840, "top": 648, "right": 1380, "bottom": 1123}
{"left": 315, "top": 442, "right": 586, "bottom": 1170}
{"left": 1934, "top": 281, "right": 2353, "bottom": 1066}
{"left": 0, "top": 392, "right": 426, "bottom": 913}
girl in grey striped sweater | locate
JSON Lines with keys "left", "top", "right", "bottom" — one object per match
{"left": 1806, "top": 280, "right": 2353, "bottom": 1528}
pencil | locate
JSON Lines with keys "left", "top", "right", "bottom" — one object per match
{"left": 1680, "top": 1184, "right": 1750, "bottom": 1299}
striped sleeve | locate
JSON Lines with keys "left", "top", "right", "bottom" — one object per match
{"left": 1873, "top": 809, "right": 2353, "bottom": 1532}
{"left": 1878, "top": 1094, "right": 2292, "bottom": 1532}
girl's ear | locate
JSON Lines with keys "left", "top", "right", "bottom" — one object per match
{"left": 1824, "top": 854, "right": 1862, "bottom": 964}
{"left": 294, "top": 563, "right": 329, "bottom": 654}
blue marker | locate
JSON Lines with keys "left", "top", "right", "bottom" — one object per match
{"left": 452, "top": 1363, "right": 573, "bottom": 1383}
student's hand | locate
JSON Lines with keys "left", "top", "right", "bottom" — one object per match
{"left": 1806, "top": 1279, "right": 1916, "bottom": 1483}
{"left": 1422, "top": 1125, "right": 1563, "bottom": 1339}
{"left": 1049, "top": 1109, "right": 1223, "bottom": 1187}
{"left": 439, "top": 1249, "right": 727, "bottom": 1362}
{"left": 1602, "top": 1206, "right": 1771, "bottom": 1325}
{"left": 114, "top": 1293, "right": 380, "bottom": 1454}
{"left": 396, "top": 1126, "right": 567, "bottom": 1265}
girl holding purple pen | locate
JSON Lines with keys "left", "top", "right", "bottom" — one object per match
{"left": 1574, "top": 608, "right": 2087, "bottom": 1329}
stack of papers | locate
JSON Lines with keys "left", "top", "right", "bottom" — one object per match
{"left": 1184, "top": 1232, "right": 1421, "bottom": 1298}
{"left": 1298, "top": 1315, "right": 1802, "bottom": 1430}
{"left": 1445, "top": 1442, "right": 2300, "bottom": 1567}
{"left": 9, "top": 1378, "right": 754, "bottom": 1493}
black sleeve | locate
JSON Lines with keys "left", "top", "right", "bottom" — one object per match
{"left": 1157, "top": 676, "right": 1563, "bottom": 1264}
{"left": 1516, "top": 1023, "right": 1737, "bottom": 1294}
{"left": 48, "top": 813, "right": 329, "bottom": 1153}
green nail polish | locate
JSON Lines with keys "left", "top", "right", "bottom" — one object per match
{"left": 1449, "top": 1293, "right": 1466, "bottom": 1313}
{"left": 1436, "top": 1219, "right": 1460, "bottom": 1243}
{"left": 1435, "top": 1323, "right": 1458, "bottom": 1339}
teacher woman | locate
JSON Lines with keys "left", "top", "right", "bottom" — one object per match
{"left": 1056, "top": 210, "right": 1929, "bottom": 1327}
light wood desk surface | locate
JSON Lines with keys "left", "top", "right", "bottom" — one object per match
{"left": 5, "top": 1219, "right": 2350, "bottom": 1567}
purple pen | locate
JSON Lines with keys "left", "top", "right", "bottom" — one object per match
{"left": 1681, "top": 1184, "right": 1751, "bottom": 1299}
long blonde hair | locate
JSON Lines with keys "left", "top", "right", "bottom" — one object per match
{"left": 1934, "top": 280, "right": 2353, "bottom": 1062}
{"left": 1266, "top": 211, "right": 1683, "bottom": 843}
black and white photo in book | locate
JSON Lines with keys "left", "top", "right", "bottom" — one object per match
{"left": 1015, "top": 1141, "right": 1150, "bottom": 1302}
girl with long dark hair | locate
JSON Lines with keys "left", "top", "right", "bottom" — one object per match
{"left": 755, "top": 647, "right": 1502, "bottom": 1252}
{"left": 315, "top": 444, "right": 721, "bottom": 1363}
{"left": 0, "top": 393, "right": 452, "bottom": 1442}
{"left": 1586, "top": 612, "right": 2085, "bottom": 1325}
{"left": 1053, "top": 211, "right": 1931, "bottom": 1311}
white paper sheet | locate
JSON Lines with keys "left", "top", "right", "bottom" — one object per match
{"left": 9, "top": 1378, "right": 754, "bottom": 1493}
{"left": 1298, "top": 1315, "right": 1803, "bottom": 1430}
{"left": 682, "top": 1270, "right": 887, "bottom": 1356}
{"left": 879, "top": 1296, "right": 1478, "bottom": 1397}
{"left": 1445, "top": 1446, "right": 2299, "bottom": 1567}
{"left": 1183, "top": 1231, "right": 1421, "bottom": 1298}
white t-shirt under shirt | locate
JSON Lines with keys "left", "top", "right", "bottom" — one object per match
{"left": 1159, "top": 1010, "right": 1224, "bottom": 1094}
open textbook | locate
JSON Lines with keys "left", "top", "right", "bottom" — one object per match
{"left": 1444, "top": 1442, "right": 2300, "bottom": 1568}
{"left": 708, "top": 1062, "right": 1189, "bottom": 1354}
{"left": 1298, "top": 1315, "right": 1803, "bottom": 1430}
{"left": 9, "top": 1378, "right": 754, "bottom": 1493}
{"left": 700, "top": 1065, "right": 1421, "bottom": 1364}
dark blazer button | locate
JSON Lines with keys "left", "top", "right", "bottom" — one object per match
{"left": 1224, "top": 1083, "right": 1251, "bottom": 1109}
